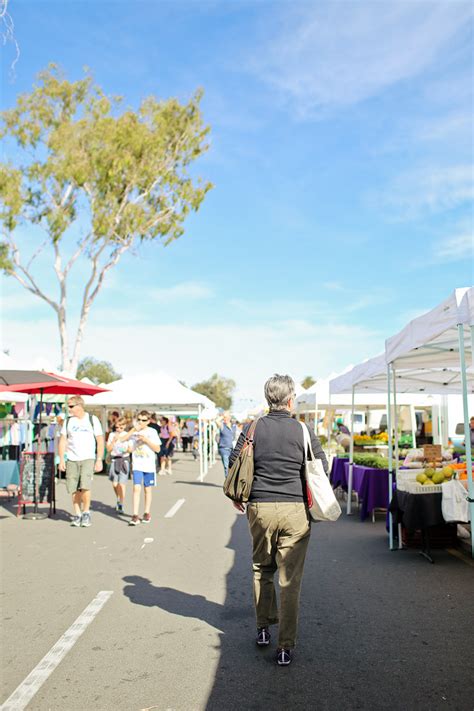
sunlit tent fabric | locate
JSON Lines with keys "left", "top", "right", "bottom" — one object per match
{"left": 330, "top": 353, "right": 474, "bottom": 396}
{"left": 386, "top": 287, "right": 472, "bottom": 368}
{"left": 304, "top": 368, "right": 434, "bottom": 406}
{"left": 85, "top": 372, "right": 215, "bottom": 412}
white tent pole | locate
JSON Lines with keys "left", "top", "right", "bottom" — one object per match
{"left": 198, "top": 404, "right": 204, "bottom": 482}
{"left": 203, "top": 416, "right": 209, "bottom": 475}
{"left": 458, "top": 324, "right": 474, "bottom": 558}
{"left": 393, "top": 369, "right": 399, "bottom": 469}
{"left": 392, "top": 366, "right": 403, "bottom": 549}
{"left": 346, "top": 385, "right": 355, "bottom": 515}
{"left": 314, "top": 392, "right": 318, "bottom": 435}
{"left": 440, "top": 395, "right": 449, "bottom": 447}
{"left": 208, "top": 420, "right": 212, "bottom": 469}
{"left": 210, "top": 421, "right": 215, "bottom": 466}
{"left": 387, "top": 363, "right": 394, "bottom": 550}
{"left": 327, "top": 392, "right": 332, "bottom": 460}
{"left": 410, "top": 404, "right": 417, "bottom": 449}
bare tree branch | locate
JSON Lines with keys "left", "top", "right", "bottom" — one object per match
{"left": 1, "top": 1, "right": 20, "bottom": 78}
{"left": 64, "top": 236, "right": 90, "bottom": 277}
{"left": 6, "top": 234, "right": 59, "bottom": 312}
{"left": 26, "top": 238, "right": 49, "bottom": 270}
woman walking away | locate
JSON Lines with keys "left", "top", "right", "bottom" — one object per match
{"left": 106, "top": 417, "right": 130, "bottom": 513}
{"left": 230, "top": 374, "right": 328, "bottom": 666}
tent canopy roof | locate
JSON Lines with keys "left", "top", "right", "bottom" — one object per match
{"left": 329, "top": 288, "right": 474, "bottom": 396}
{"left": 84, "top": 372, "right": 216, "bottom": 413}
{"left": 385, "top": 287, "right": 473, "bottom": 367}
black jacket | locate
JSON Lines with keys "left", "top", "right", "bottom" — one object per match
{"left": 229, "top": 410, "right": 329, "bottom": 503}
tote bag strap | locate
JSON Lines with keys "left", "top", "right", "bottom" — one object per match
{"left": 244, "top": 417, "right": 259, "bottom": 444}
{"left": 299, "top": 421, "right": 316, "bottom": 462}
{"left": 237, "top": 417, "right": 260, "bottom": 461}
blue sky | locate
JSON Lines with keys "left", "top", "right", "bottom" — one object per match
{"left": 1, "top": 0, "right": 473, "bottom": 407}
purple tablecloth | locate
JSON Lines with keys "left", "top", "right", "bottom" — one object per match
{"left": 343, "top": 462, "right": 390, "bottom": 521}
{"left": 330, "top": 457, "right": 348, "bottom": 488}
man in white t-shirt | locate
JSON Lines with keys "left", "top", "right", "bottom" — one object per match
{"left": 120, "top": 410, "right": 161, "bottom": 526}
{"left": 59, "top": 395, "right": 104, "bottom": 528}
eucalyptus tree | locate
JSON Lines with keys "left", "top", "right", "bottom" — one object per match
{"left": 0, "top": 65, "right": 212, "bottom": 373}
{"left": 192, "top": 373, "right": 236, "bottom": 410}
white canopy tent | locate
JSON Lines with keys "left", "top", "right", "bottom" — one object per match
{"left": 298, "top": 370, "right": 435, "bottom": 454}
{"left": 385, "top": 287, "right": 474, "bottom": 557}
{"left": 84, "top": 372, "right": 217, "bottom": 480}
{"left": 329, "top": 287, "right": 474, "bottom": 557}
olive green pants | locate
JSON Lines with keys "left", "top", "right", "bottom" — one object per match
{"left": 247, "top": 502, "right": 311, "bottom": 648}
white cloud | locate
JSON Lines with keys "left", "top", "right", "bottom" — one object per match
{"left": 433, "top": 225, "right": 473, "bottom": 263}
{"left": 250, "top": 1, "right": 472, "bottom": 117}
{"left": 2, "top": 315, "right": 383, "bottom": 403}
{"left": 148, "top": 281, "right": 215, "bottom": 303}
{"left": 416, "top": 112, "right": 473, "bottom": 142}
{"left": 373, "top": 164, "right": 473, "bottom": 219}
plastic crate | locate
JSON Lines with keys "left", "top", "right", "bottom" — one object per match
{"left": 404, "top": 481, "right": 442, "bottom": 494}
{"left": 396, "top": 470, "right": 443, "bottom": 494}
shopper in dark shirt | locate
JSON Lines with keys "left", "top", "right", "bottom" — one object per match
{"left": 229, "top": 373, "right": 328, "bottom": 667}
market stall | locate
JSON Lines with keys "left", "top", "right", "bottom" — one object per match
{"left": 330, "top": 287, "right": 474, "bottom": 558}
{"left": 385, "top": 287, "right": 474, "bottom": 557}
{"left": 0, "top": 370, "right": 107, "bottom": 518}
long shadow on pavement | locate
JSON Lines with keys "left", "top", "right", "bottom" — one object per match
{"left": 205, "top": 515, "right": 474, "bottom": 711}
{"left": 122, "top": 512, "right": 474, "bottom": 711}
{"left": 92, "top": 498, "right": 131, "bottom": 521}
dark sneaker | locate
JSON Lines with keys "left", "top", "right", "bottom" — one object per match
{"left": 256, "top": 627, "right": 271, "bottom": 646}
{"left": 70, "top": 515, "right": 81, "bottom": 527}
{"left": 116, "top": 502, "right": 124, "bottom": 513}
{"left": 129, "top": 515, "right": 140, "bottom": 526}
{"left": 81, "top": 512, "right": 91, "bottom": 527}
{"left": 142, "top": 513, "right": 151, "bottom": 524}
{"left": 276, "top": 648, "right": 292, "bottom": 666}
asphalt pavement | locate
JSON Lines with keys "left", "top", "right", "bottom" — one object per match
{"left": 1, "top": 454, "right": 473, "bottom": 711}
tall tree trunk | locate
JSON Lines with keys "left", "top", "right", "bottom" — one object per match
{"left": 57, "top": 307, "right": 71, "bottom": 374}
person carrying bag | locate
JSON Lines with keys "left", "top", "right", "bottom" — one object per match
{"left": 225, "top": 374, "right": 331, "bottom": 667}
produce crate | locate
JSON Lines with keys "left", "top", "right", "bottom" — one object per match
{"left": 396, "top": 470, "right": 443, "bottom": 494}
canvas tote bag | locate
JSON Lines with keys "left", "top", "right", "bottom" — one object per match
{"left": 441, "top": 479, "right": 470, "bottom": 523}
{"left": 300, "top": 422, "right": 341, "bottom": 522}
{"left": 223, "top": 418, "right": 259, "bottom": 502}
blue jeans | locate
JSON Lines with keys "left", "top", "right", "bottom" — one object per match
{"left": 219, "top": 448, "right": 232, "bottom": 477}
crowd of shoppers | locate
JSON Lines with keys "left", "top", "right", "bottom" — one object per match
{"left": 58, "top": 402, "right": 201, "bottom": 527}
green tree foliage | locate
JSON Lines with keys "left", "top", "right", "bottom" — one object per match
{"left": 192, "top": 373, "right": 236, "bottom": 410}
{"left": 301, "top": 376, "right": 316, "bottom": 389}
{"left": 76, "top": 357, "right": 121, "bottom": 384}
{"left": 0, "top": 65, "right": 212, "bottom": 372}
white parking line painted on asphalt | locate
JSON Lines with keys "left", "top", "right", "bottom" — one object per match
{"left": 0, "top": 590, "right": 113, "bottom": 711}
{"left": 164, "top": 498, "right": 185, "bottom": 518}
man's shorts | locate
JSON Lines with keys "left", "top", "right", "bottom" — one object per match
{"left": 132, "top": 470, "right": 155, "bottom": 487}
{"left": 66, "top": 459, "right": 94, "bottom": 493}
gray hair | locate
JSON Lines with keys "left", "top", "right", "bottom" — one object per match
{"left": 264, "top": 374, "right": 296, "bottom": 411}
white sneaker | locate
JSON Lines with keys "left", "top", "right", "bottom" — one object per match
{"left": 81, "top": 512, "right": 91, "bottom": 527}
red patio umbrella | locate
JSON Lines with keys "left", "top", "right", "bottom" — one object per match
{"left": 0, "top": 370, "right": 109, "bottom": 395}
{"left": 0, "top": 370, "right": 109, "bottom": 518}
